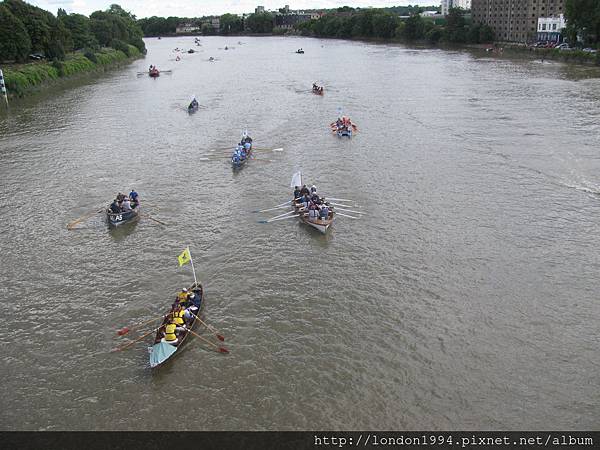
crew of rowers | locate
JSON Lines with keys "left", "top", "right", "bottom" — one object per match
{"left": 293, "top": 184, "right": 331, "bottom": 222}
{"left": 333, "top": 116, "right": 354, "bottom": 133}
{"left": 149, "top": 65, "right": 157, "bottom": 72}
{"left": 189, "top": 97, "right": 199, "bottom": 109}
{"left": 312, "top": 83, "right": 324, "bottom": 94}
{"left": 231, "top": 135, "right": 253, "bottom": 163}
{"left": 109, "top": 190, "right": 139, "bottom": 214}
{"left": 161, "top": 286, "right": 203, "bottom": 345}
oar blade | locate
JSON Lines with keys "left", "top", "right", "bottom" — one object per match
{"left": 217, "top": 334, "right": 225, "bottom": 341}
{"left": 218, "top": 347, "right": 229, "bottom": 354}
{"left": 117, "top": 327, "right": 130, "bottom": 336}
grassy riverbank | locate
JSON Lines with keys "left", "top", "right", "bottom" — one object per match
{"left": 2, "top": 45, "right": 142, "bottom": 98}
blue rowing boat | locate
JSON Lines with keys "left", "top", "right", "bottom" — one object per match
{"left": 106, "top": 203, "right": 140, "bottom": 226}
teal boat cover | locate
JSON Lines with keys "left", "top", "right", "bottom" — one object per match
{"left": 149, "top": 341, "right": 177, "bottom": 368}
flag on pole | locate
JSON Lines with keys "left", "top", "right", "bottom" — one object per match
{"left": 178, "top": 248, "right": 191, "bottom": 266}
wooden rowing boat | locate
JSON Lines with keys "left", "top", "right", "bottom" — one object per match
{"left": 106, "top": 203, "right": 140, "bottom": 226}
{"left": 292, "top": 199, "right": 334, "bottom": 234}
{"left": 149, "top": 282, "right": 204, "bottom": 368}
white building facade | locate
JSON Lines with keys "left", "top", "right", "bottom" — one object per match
{"left": 537, "top": 14, "right": 566, "bottom": 43}
{"left": 441, "top": 0, "right": 472, "bottom": 15}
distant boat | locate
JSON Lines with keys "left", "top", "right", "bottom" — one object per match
{"left": 149, "top": 68, "right": 160, "bottom": 77}
{"left": 296, "top": 49, "right": 304, "bottom": 54}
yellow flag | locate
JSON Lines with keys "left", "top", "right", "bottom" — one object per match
{"left": 178, "top": 248, "right": 191, "bottom": 267}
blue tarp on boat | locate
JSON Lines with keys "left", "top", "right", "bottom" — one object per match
{"left": 149, "top": 341, "right": 177, "bottom": 368}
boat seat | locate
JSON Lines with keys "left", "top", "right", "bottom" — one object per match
{"left": 161, "top": 337, "right": 178, "bottom": 345}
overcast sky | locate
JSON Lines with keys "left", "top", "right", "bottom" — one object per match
{"left": 30, "top": 0, "right": 438, "bottom": 18}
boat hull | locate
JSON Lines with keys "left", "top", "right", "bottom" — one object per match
{"left": 293, "top": 200, "right": 334, "bottom": 234}
{"left": 149, "top": 282, "right": 204, "bottom": 368}
{"left": 106, "top": 205, "right": 140, "bottom": 226}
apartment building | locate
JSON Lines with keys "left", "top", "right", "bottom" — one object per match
{"left": 471, "top": 0, "right": 566, "bottom": 42}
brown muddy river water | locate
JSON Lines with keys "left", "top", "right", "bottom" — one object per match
{"left": 1, "top": 36, "right": 599, "bottom": 430}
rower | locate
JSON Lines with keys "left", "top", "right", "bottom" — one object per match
{"left": 310, "top": 185, "right": 317, "bottom": 194}
{"left": 320, "top": 204, "right": 329, "bottom": 220}
{"left": 293, "top": 186, "right": 301, "bottom": 199}
{"left": 177, "top": 288, "right": 188, "bottom": 304}
{"left": 110, "top": 199, "right": 120, "bottom": 213}
{"left": 129, "top": 189, "right": 139, "bottom": 206}
{"left": 300, "top": 185, "right": 310, "bottom": 196}
{"left": 162, "top": 320, "right": 178, "bottom": 345}
{"left": 172, "top": 305, "right": 186, "bottom": 326}
{"left": 121, "top": 197, "right": 132, "bottom": 212}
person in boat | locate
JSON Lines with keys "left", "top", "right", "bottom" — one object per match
{"left": 308, "top": 202, "right": 319, "bottom": 222}
{"left": 177, "top": 288, "right": 188, "bottom": 305}
{"left": 121, "top": 197, "right": 132, "bottom": 212}
{"left": 300, "top": 185, "right": 310, "bottom": 196}
{"left": 300, "top": 192, "right": 310, "bottom": 209}
{"left": 310, "top": 185, "right": 317, "bottom": 194}
{"left": 320, "top": 204, "right": 330, "bottom": 220}
{"left": 313, "top": 82, "right": 318, "bottom": 91}
{"left": 293, "top": 186, "right": 301, "bottom": 199}
{"left": 189, "top": 98, "right": 198, "bottom": 109}
{"left": 129, "top": 189, "right": 138, "bottom": 207}
{"left": 149, "top": 65, "right": 153, "bottom": 71}
{"left": 162, "top": 320, "right": 178, "bottom": 345}
{"left": 110, "top": 199, "right": 120, "bottom": 214}
{"left": 172, "top": 305, "right": 186, "bottom": 327}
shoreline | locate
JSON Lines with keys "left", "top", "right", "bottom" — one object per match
{"left": 1, "top": 46, "right": 144, "bottom": 100}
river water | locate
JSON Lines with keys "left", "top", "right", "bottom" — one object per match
{"left": 1, "top": 36, "right": 599, "bottom": 431}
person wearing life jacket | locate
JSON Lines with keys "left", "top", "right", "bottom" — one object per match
{"left": 177, "top": 288, "right": 188, "bottom": 304}
{"left": 163, "top": 321, "right": 178, "bottom": 344}
{"left": 308, "top": 202, "right": 318, "bottom": 222}
{"left": 172, "top": 305, "right": 186, "bottom": 326}
{"left": 320, "top": 204, "right": 329, "bottom": 220}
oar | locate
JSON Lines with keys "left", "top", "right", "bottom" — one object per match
{"left": 142, "top": 214, "right": 168, "bottom": 226}
{"left": 117, "top": 314, "right": 165, "bottom": 336}
{"left": 187, "top": 328, "right": 229, "bottom": 353}
{"left": 329, "top": 202, "right": 355, "bottom": 208}
{"left": 252, "top": 201, "right": 292, "bottom": 213}
{"left": 112, "top": 327, "right": 161, "bottom": 352}
{"left": 333, "top": 207, "right": 364, "bottom": 215}
{"left": 187, "top": 311, "right": 224, "bottom": 341}
{"left": 335, "top": 212, "right": 358, "bottom": 219}
{"left": 67, "top": 208, "right": 103, "bottom": 230}
{"left": 327, "top": 197, "right": 354, "bottom": 202}
{"left": 259, "top": 214, "right": 300, "bottom": 224}
{"left": 264, "top": 210, "right": 295, "bottom": 221}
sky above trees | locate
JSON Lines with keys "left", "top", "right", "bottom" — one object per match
{"left": 29, "top": 0, "right": 437, "bottom": 18}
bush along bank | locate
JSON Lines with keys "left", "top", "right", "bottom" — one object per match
{"left": 2, "top": 45, "right": 141, "bottom": 98}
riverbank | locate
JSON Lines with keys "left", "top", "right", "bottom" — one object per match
{"left": 1, "top": 46, "right": 143, "bottom": 99}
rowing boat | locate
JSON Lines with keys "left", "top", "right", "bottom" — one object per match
{"left": 106, "top": 203, "right": 140, "bottom": 226}
{"left": 290, "top": 171, "right": 335, "bottom": 234}
{"left": 292, "top": 199, "right": 334, "bottom": 234}
{"left": 231, "top": 133, "right": 253, "bottom": 169}
{"left": 149, "top": 282, "right": 204, "bottom": 368}
{"left": 149, "top": 68, "right": 159, "bottom": 77}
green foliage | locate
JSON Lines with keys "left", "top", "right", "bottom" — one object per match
{"left": 403, "top": 15, "right": 425, "bottom": 40}
{"left": 220, "top": 13, "right": 242, "bottom": 34}
{"left": 564, "top": 0, "right": 600, "bottom": 46}
{"left": 60, "top": 13, "right": 97, "bottom": 50}
{"left": 0, "top": 4, "right": 31, "bottom": 61}
{"left": 444, "top": 8, "right": 467, "bottom": 43}
{"left": 246, "top": 12, "right": 274, "bottom": 33}
{"left": 83, "top": 48, "right": 97, "bottom": 63}
{"left": 110, "top": 38, "right": 130, "bottom": 56}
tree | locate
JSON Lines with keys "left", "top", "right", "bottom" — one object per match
{"left": 219, "top": 13, "right": 242, "bottom": 34}
{"left": 444, "top": 7, "right": 467, "bottom": 42}
{"left": 0, "top": 4, "right": 31, "bottom": 61}
{"left": 246, "top": 12, "right": 273, "bottom": 33}
{"left": 61, "top": 13, "right": 97, "bottom": 50}
{"left": 564, "top": 0, "right": 600, "bottom": 46}
{"left": 403, "top": 14, "right": 425, "bottom": 40}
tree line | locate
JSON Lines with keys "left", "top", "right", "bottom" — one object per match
{"left": 0, "top": 0, "right": 145, "bottom": 62}
{"left": 297, "top": 8, "right": 494, "bottom": 44}
{"left": 138, "top": 12, "right": 277, "bottom": 36}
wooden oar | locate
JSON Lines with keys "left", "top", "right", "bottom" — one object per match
{"left": 67, "top": 208, "right": 103, "bottom": 230}
{"left": 142, "top": 214, "right": 168, "bottom": 226}
{"left": 329, "top": 202, "right": 354, "bottom": 208}
{"left": 259, "top": 214, "right": 300, "bottom": 224}
{"left": 327, "top": 197, "right": 354, "bottom": 202}
{"left": 187, "top": 328, "right": 229, "bottom": 353}
{"left": 335, "top": 212, "right": 358, "bottom": 220}
{"left": 112, "top": 327, "right": 161, "bottom": 352}
{"left": 333, "top": 207, "right": 364, "bottom": 215}
{"left": 187, "top": 311, "right": 224, "bottom": 341}
{"left": 264, "top": 210, "right": 295, "bottom": 222}
{"left": 117, "top": 314, "right": 165, "bottom": 336}
{"left": 253, "top": 201, "right": 292, "bottom": 213}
